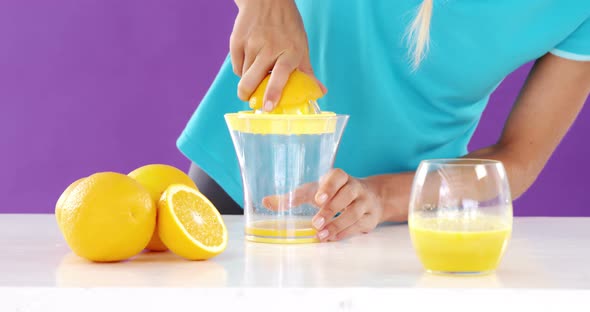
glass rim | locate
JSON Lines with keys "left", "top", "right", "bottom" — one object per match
{"left": 420, "top": 158, "right": 503, "bottom": 166}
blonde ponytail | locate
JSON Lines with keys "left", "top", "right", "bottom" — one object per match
{"left": 407, "top": 0, "right": 433, "bottom": 70}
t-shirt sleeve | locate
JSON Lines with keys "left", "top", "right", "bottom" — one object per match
{"left": 550, "top": 17, "right": 590, "bottom": 61}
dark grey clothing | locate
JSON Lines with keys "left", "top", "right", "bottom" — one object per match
{"left": 188, "top": 164, "right": 243, "bottom": 215}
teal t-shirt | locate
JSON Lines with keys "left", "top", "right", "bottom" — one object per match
{"left": 177, "top": 1, "right": 590, "bottom": 207}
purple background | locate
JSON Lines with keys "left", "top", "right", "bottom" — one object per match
{"left": 1, "top": 1, "right": 588, "bottom": 215}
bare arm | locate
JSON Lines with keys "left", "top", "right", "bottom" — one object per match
{"left": 372, "top": 53, "right": 590, "bottom": 223}
{"left": 266, "top": 54, "right": 590, "bottom": 241}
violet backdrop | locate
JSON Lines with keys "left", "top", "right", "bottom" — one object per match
{"left": 1, "top": 1, "right": 588, "bottom": 215}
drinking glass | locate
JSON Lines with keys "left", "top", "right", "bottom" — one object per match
{"left": 408, "top": 159, "right": 513, "bottom": 275}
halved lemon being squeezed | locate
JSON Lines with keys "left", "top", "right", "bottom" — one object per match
{"left": 248, "top": 69, "right": 324, "bottom": 115}
{"left": 158, "top": 184, "right": 228, "bottom": 260}
{"left": 227, "top": 69, "right": 336, "bottom": 135}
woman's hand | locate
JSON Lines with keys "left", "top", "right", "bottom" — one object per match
{"left": 231, "top": 0, "right": 325, "bottom": 111}
{"left": 311, "top": 169, "right": 385, "bottom": 242}
{"left": 262, "top": 169, "right": 412, "bottom": 242}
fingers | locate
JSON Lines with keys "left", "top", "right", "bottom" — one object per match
{"left": 230, "top": 45, "right": 244, "bottom": 77}
{"left": 316, "top": 201, "right": 366, "bottom": 241}
{"left": 310, "top": 169, "right": 381, "bottom": 242}
{"left": 311, "top": 169, "right": 349, "bottom": 229}
{"left": 230, "top": 0, "right": 313, "bottom": 108}
{"left": 229, "top": 21, "right": 245, "bottom": 77}
{"left": 237, "top": 49, "right": 274, "bottom": 101}
{"left": 333, "top": 214, "right": 378, "bottom": 241}
{"left": 262, "top": 182, "right": 318, "bottom": 211}
{"left": 242, "top": 36, "right": 264, "bottom": 77}
{"left": 241, "top": 49, "right": 258, "bottom": 78}
{"left": 329, "top": 183, "right": 359, "bottom": 211}
{"left": 239, "top": 53, "right": 324, "bottom": 108}
{"left": 263, "top": 51, "right": 299, "bottom": 111}
{"left": 260, "top": 167, "right": 381, "bottom": 242}
{"left": 315, "top": 78, "right": 328, "bottom": 95}
{"left": 235, "top": 37, "right": 301, "bottom": 107}
{"left": 318, "top": 209, "right": 380, "bottom": 242}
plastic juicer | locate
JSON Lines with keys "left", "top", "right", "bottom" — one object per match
{"left": 225, "top": 103, "right": 348, "bottom": 243}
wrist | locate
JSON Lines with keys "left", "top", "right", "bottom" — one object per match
{"left": 363, "top": 172, "right": 414, "bottom": 223}
{"left": 465, "top": 143, "right": 532, "bottom": 199}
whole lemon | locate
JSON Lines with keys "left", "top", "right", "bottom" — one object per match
{"left": 55, "top": 177, "right": 86, "bottom": 232}
{"left": 56, "top": 172, "right": 156, "bottom": 262}
{"left": 128, "top": 164, "right": 198, "bottom": 251}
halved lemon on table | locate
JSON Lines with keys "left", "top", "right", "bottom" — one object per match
{"left": 158, "top": 184, "right": 228, "bottom": 260}
{"left": 128, "top": 164, "right": 199, "bottom": 252}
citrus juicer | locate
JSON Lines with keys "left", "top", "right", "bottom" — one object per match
{"left": 225, "top": 96, "right": 349, "bottom": 243}
{"left": 253, "top": 99, "right": 321, "bottom": 115}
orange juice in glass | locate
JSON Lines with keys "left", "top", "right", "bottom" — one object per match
{"left": 408, "top": 159, "right": 513, "bottom": 275}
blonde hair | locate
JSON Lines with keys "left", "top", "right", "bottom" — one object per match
{"left": 407, "top": 0, "right": 433, "bottom": 70}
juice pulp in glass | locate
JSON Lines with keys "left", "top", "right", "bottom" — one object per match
{"left": 245, "top": 219, "right": 319, "bottom": 244}
{"left": 409, "top": 214, "right": 512, "bottom": 273}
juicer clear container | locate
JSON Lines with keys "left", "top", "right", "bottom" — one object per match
{"left": 225, "top": 112, "right": 349, "bottom": 243}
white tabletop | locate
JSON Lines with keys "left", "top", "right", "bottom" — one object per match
{"left": 1, "top": 214, "right": 589, "bottom": 311}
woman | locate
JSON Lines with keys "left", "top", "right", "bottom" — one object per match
{"left": 178, "top": 0, "right": 590, "bottom": 242}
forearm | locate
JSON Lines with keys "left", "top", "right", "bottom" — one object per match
{"left": 370, "top": 54, "right": 589, "bottom": 223}
{"left": 364, "top": 144, "right": 535, "bottom": 223}
{"left": 465, "top": 144, "right": 534, "bottom": 200}
{"left": 363, "top": 171, "right": 414, "bottom": 223}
